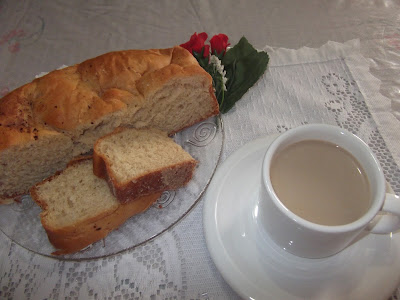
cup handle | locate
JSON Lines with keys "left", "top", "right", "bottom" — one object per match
{"left": 368, "top": 193, "right": 400, "bottom": 234}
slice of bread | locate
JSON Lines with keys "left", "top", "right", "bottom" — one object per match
{"left": 30, "top": 157, "right": 161, "bottom": 255}
{"left": 93, "top": 127, "right": 197, "bottom": 203}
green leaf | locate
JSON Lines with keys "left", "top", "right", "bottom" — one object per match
{"left": 222, "top": 37, "right": 257, "bottom": 65}
{"left": 219, "top": 37, "right": 269, "bottom": 113}
{"left": 192, "top": 48, "right": 209, "bottom": 69}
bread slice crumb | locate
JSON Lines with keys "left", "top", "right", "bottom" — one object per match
{"left": 93, "top": 127, "right": 197, "bottom": 203}
{"left": 30, "top": 157, "right": 161, "bottom": 255}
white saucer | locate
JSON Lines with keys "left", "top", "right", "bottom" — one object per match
{"left": 203, "top": 134, "right": 400, "bottom": 300}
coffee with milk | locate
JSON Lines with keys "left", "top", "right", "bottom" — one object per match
{"left": 270, "top": 140, "right": 371, "bottom": 226}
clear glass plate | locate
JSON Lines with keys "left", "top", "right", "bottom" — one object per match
{"left": 0, "top": 115, "right": 223, "bottom": 260}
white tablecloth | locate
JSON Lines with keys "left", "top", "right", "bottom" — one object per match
{"left": 1, "top": 1, "right": 400, "bottom": 299}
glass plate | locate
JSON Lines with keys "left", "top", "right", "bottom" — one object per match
{"left": 0, "top": 115, "right": 223, "bottom": 260}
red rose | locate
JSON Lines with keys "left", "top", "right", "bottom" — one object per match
{"left": 210, "top": 34, "right": 230, "bottom": 56}
{"left": 180, "top": 32, "right": 209, "bottom": 57}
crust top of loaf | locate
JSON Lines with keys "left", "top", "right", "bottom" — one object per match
{"left": 0, "top": 46, "right": 217, "bottom": 151}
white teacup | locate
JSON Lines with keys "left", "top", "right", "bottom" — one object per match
{"left": 257, "top": 124, "right": 400, "bottom": 258}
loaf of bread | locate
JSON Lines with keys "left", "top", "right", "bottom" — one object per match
{"left": 0, "top": 46, "right": 219, "bottom": 203}
{"left": 93, "top": 127, "right": 197, "bottom": 203}
{"left": 30, "top": 157, "right": 162, "bottom": 255}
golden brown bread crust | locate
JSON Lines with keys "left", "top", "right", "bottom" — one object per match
{"left": 49, "top": 193, "right": 161, "bottom": 255}
{"left": 0, "top": 46, "right": 219, "bottom": 201}
{"left": 31, "top": 188, "right": 161, "bottom": 255}
{"left": 0, "top": 46, "right": 216, "bottom": 149}
{"left": 94, "top": 155, "right": 197, "bottom": 203}
{"left": 92, "top": 127, "right": 197, "bottom": 203}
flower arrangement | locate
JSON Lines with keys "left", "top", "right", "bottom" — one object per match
{"left": 180, "top": 32, "right": 269, "bottom": 113}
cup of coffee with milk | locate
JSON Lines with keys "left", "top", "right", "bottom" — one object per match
{"left": 257, "top": 124, "right": 400, "bottom": 258}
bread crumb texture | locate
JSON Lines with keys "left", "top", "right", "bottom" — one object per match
{"left": 96, "top": 128, "right": 194, "bottom": 182}
{"left": 32, "top": 159, "right": 117, "bottom": 229}
{"left": 30, "top": 157, "right": 162, "bottom": 255}
{"left": 93, "top": 127, "right": 197, "bottom": 203}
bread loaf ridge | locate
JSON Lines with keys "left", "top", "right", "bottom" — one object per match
{"left": 0, "top": 46, "right": 219, "bottom": 202}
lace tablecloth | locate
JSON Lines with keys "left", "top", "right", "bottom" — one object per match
{"left": 1, "top": 1, "right": 400, "bottom": 299}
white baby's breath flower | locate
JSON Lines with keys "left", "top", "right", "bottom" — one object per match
{"left": 209, "top": 55, "right": 228, "bottom": 91}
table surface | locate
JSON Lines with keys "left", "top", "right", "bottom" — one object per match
{"left": 1, "top": 1, "right": 400, "bottom": 299}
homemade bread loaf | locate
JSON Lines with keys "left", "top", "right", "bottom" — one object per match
{"left": 30, "top": 157, "right": 162, "bottom": 255}
{"left": 93, "top": 127, "right": 197, "bottom": 203}
{"left": 0, "top": 46, "right": 219, "bottom": 203}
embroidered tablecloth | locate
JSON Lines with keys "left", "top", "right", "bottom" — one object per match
{"left": 1, "top": 1, "right": 400, "bottom": 299}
